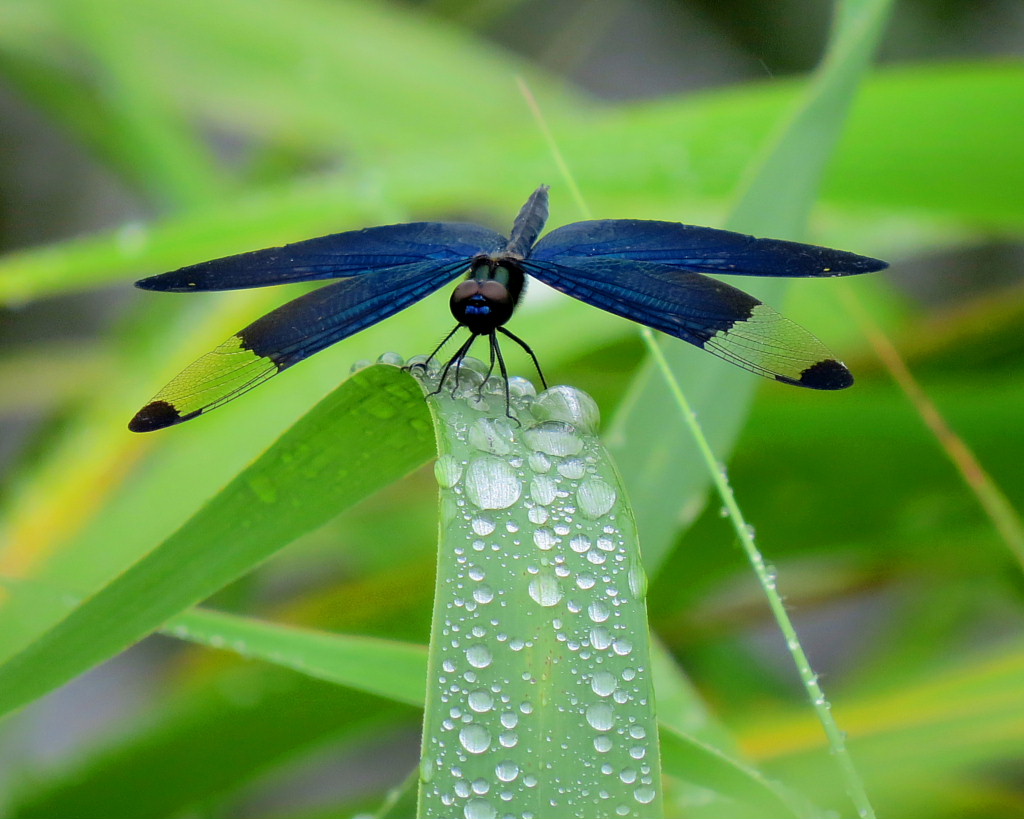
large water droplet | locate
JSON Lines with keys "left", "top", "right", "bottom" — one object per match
{"left": 434, "top": 454, "right": 463, "bottom": 489}
{"left": 466, "top": 644, "right": 493, "bottom": 668}
{"left": 471, "top": 516, "right": 496, "bottom": 536}
{"left": 468, "top": 690, "right": 494, "bottom": 713}
{"left": 524, "top": 421, "right": 584, "bottom": 457}
{"left": 634, "top": 786, "right": 657, "bottom": 804}
{"left": 591, "top": 671, "right": 617, "bottom": 697}
{"left": 529, "top": 475, "right": 558, "bottom": 506}
{"left": 527, "top": 573, "right": 563, "bottom": 607}
{"left": 532, "top": 385, "right": 600, "bottom": 433}
{"left": 464, "top": 456, "right": 522, "bottom": 510}
{"left": 468, "top": 418, "right": 514, "bottom": 455}
{"left": 459, "top": 724, "right": 492, "bottom": 754}
{"left": 495, "top": 760, "right": 520, "bottom": 782}
{"left": 472, "top": 585, "right": 494, "bottom": 604}
{"left": 586, "top": 702, "right": 614, "bottom": 731}
{"left": 464, "top": 796, "right": 497, "bottom": 819}
{"left": 577, "top": 478, "right": 617, "bottom": 519}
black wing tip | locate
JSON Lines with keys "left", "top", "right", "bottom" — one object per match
{"left": 135, "top": 273, "right": 193, "bottom": 292}
{"left": 777, "top": 358, "right": 854, "bottom": 390}
{"left": 129, "top": 400, "right": 195, "bottom": 432}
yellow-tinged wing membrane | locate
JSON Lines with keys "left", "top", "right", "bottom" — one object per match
{"left": 129, "top": 259, "right": 468, "bottom": 431}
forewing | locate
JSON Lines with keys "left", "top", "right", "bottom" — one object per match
{"left": 522, "top": 257, "right": 853, "bottom": 389}
{"left": 531, "top": 220, "right": 886, "bottom": 277}
{"left": 136, "top": 222, "right": 505, "bottom": 292}
{"left": 129, "top": 258, "right": 468, "bottom": 431}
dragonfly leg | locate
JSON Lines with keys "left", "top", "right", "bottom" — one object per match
{"left": 497, "top": 326, "right": 548, "bottom": 390}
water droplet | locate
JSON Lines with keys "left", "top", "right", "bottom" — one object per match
{"left": 508, "top": 376, "right": 537, "bottom": 398}
{"left": 524, "top": 421, "right": 584, "bottom": 457}
{"left": 627, "top": 560, "right": 648, "bottom": 598}
{"left": 528, "top": 451, "right": 551, "bottom": 473}
{"left": 532, "top": 385, "right": 600, "bottom": 433}
{"left": 471, "top": 516, "right": 496, "bottom": 536}
{"left": 472, "top": 585, "right": 494, "bottom": 604}
{"left": 590, "top": 627, "right": 612, "bottom": 649}
{"left": 466, "top": 644, "right": 493, "bottom": 669}
{"left": 376, "top": 351, "right": 404, "bottom": 367}
{"left": 591, "top": 671, "right": 617, "bottom": 697}
{"left": 464, "top": 456, "right": 522, "bottom": 510}
{"left": 594, "top": 735, "right": 613, "bottom": 753}
{"left": 620, "top": 767, "right": 637, "bottom": 784}
{"left": 495, "top": 760, "right": 520, "bottom": 782}
{"left": 349, "top": 358, "right": 372, "bottom": 374}
{"left": 586, "top": 702, "right": 614, "bottom": 731}
{"left": 419, "top": 753, "right": 435, "bottom": 782}
{"left": 569, "top": 535, "right": 591, "bottom": 553}
{"left": 527, "top": 505, "right": 549, "bottom": 525}
{"left": 577, "top": 478, "right": 617, "bottom": 519}
{"left": 434, "top": 455, "right": 463, "bottom": 488}
{"left": 588, "top": 600, "right": 610, "bottom": 623}
{"left": 557, "top": 458, "right": 587, "bottom": 479}
{"left": 576, "top": 572, "right": 596, "bottom": 590}
{"left": 469, "top": 418, "right": 514, "bottom": 455}
{"left": 612, "top": 639, "right": 633, "bottom": 656}
{"left": 529, "top": 475, "right": 558, "bottom": 506}
{"left": 464, "top": 796, "right": 497, "bottom": 819}
{"left": 527, "top": 574, "right": 563, "bottom": 607}
{"left": 468, "top": 690, "right": 494, "bottom": 712}
{"left": 459, "top": 724, "right": 492, "bottom": 754}
{"left": 634, "top": 786, "right": 657, "bottom": 804}
{"left": 533, "top": 528, "right": 557, "bottom": 550}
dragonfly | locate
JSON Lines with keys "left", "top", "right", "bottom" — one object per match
{"left": 129, "top": 185, "right": 887, "bottom": 432}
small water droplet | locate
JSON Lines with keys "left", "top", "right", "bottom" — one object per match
{"left": 594, "top": 735, "right": 613, "bottom": 753}
{"left": 464, "top": 456, "right": 522, "bottom": 510}
{"left": 495, "top": 760, "right": 520, "bottom": 782}
{"left": 588, "top": 600, "right": 610, "bottom": 623}
{"left": 466, "top": 644, "right": 493, "bottom": 668}
{"left": 634, "top": 786, "right": 657, "bottom": 804}
{"left": 459, "top": 724, "right": 492, "bottom": 754}
{"left": 507, "top": 376, "right": 537, "bottom": 398}
{"left": 529, "top": 475, "right": 558, "bottom": 506}
{"left": 468, "top": 690, "right": 494, "bottom": 712}
{"left": 464, "top": 796, "right": 497, "bottom": 819}
{"left": 349, "top": 358, "right": 372, "bottom": 374}
{"left": 419, "top": 753, "right": 435, "bottom": 782}
{"left": 434, "top": 455, "right": 463, "bottom": 488}
{"left": 471, "top": 516, "right": 496, "bottom": 536}
{"left": 557, "top": 458, "right": 587, "bottom": 479}
{"left": 590, "top": 627, "right": 612, "bottom": 649}
{"left": 627, "top": 560, "right": 648, "bottom": 599}
{"left": 586, "top": 702, "right": 614, "bottom": 731}
{"left": 533, "top": 528, "right": 557, "bottom": 550}
{"left": 527, "top": 574, "right": 563, "bottom": 607}
{"left": 472, "top": 585, "right": 494, "bottom": 604}
{"left": 376, "top": 351, "right": 404, "bottom": 367}
{"left": 569, "top": 535, "right": 591, "bottom": 553}
{"left": 577, "top": 478, "right": 617, "bottom": 519}
{"left": 591, "top": 671, "right": 617, "bottom": 697}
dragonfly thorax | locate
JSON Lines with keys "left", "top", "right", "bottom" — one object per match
{"left": 450, "top": 257, "right": 526, "bottom": 333}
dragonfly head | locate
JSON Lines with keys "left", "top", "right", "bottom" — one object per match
{"left": 451, "top": 257, "right": 526, "bottom": 333}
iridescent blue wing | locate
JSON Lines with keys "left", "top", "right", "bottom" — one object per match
{"left": 129, "top": 258, "right": 469, "bottom": 431}
{"left": 531, "top": 220, "right": 887, "bottom": 277}
{"left": 522, "top": 257, "right": 853, "bottom": 389}
{"left": 136, "top": 222, "right": 506, "bottom": 291}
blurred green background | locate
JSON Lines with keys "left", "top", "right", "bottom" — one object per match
{"left": 0, "top": 0, "right": 1022, "bottom": 817}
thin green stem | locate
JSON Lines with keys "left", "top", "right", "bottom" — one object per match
{"left": 640, "top": 329, "right": 876, "bottom": 819}
{"left": 839, "top": 284, "right": 1024, "bottom": 570}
